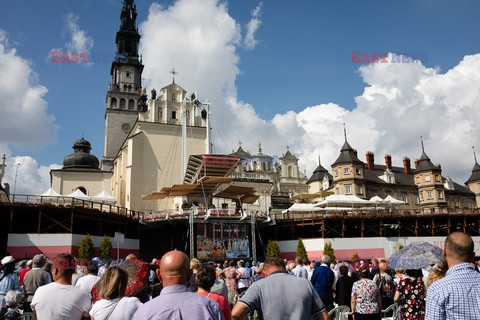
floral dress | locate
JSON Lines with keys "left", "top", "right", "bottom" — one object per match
{"left": 351, "top": 278, "right": 380, "bottom": 314}
{"left": 396, "top": 277, "right": 426, "bottom": 320}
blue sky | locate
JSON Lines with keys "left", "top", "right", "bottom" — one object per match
{"left": 1, "top": 0, "right": 480, "bottom": 194}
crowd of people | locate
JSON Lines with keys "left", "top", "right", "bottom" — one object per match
{"left": 0, "top": 231, "right": 479, "bottom": 319}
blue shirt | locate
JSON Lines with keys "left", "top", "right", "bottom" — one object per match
{"left": 425, "top": 263, "right": 480, "bottom": 320}
{"left": 311, "top": 265, "right": 334, "bottom": 295}
{"left": 132, "top": 284, "right": 224, "bottom": 320}
{"left": 0, "top": 273, "right": 20, "bottom": 307}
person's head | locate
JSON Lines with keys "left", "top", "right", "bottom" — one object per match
{"left": 379, "top": 262, "right": 388, "bottom": 272}
{"left": 43, "top": 260, "right": 52, "bottom": 273}
{"left": 445, "top": 231, "right": 474, "bottom": 266}
{"left": 255, "top": 263, "right": 264, "bottom": 274}
{"left": 321, "top": 254, "right": 330, "bottom": 265}
{"left": 405, "top": 269, "right": 423, "bottom": 279}
{"left": 190, "top": 258, "right": 201, "bottom": 271}
{"left": 426, "top": 269, "right": 446, "bottom": 290}
{"left": 26, "top": 259, "right": 33, "bottom": 269}
{"left": 339, "top": 264, "right": 349, "bottom": 276}
{"left": 19, "top": 260, "right": 27, "bottom": 269}
{"left": 314, "top": 260, "right": 321, "bottom": 268}
{"left": 32, "top": 254, "right": 46, "bottom": 268}
{"left": 237, "top": 260, "right": 245, "bottom": 268}
{"left": 359, "top": 268, "right": 369, "bottom": 279}
{"left": 286, "top": 262, "right": 295, "bottom": 272}
{"left": 52, "top": 253, "right": 76, "bottom": 283}
{"left": 196, "top": 263, "right": 216, "bottom": 291}
{"left": 263, "top": 258, "right": 286, "bottom": 276}
{"left": 151, "top": 258, "right": 158, "bottom": 265}
{"left": 295, "top": 256, "right": 303, "bottom": 265}
{"left": 126, "top": 253, "right": 137, "bottom": 261}
{"left": 1, "top": 256, "right": 16, "bottom": 275}
{"left": 371, "top": 258, "right": 379, "bottom": 268}
{"left": 5, "top": 290, "right": 22, "bottom": 308}
{"left": 228, "top": 260, "right": 236, "bottom": 267}
{"left": 158, "top": 250, "right": 191, "bottom": 287}
{"left": 302, "top": 258, "right": 310, "bottom": 266}
{"left": 98, "top": 266, "right": 128, "bottom": 300}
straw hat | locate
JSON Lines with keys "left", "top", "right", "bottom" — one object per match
{"left": 1, "top": 256, "right": 15, "bottom": 265}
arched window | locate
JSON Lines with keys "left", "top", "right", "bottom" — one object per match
{"left": 288, "top": 166, "right": 292, "bottom": 177}
{"left": 262, "top": 162, "right": 266, "bottom": 171}
{"left": 123, "top": 84, "right": 127, "bottom": 92}
{"left": 120, "top": 98, "right": 126, "bottom": 109}
{"left": 111, "top": 98, "right": 117, "bottom": 108}
{"left": 76, "top": 187, "right": 87, "bottom": 195}
{"left": 128, "top": 85, "right": 132, "bottom": 92}
{"left": 128, "top": 99, "right": 135, "bottom": 110}
{"left": 172, "top": 93, "right": 176, "bottom": 101}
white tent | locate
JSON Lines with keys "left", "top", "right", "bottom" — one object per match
{"left": 384, "top": 195, "right": 405, "bottom": 204}
{"left": 314, "top": 195, "right": 372, "bottom": 207}
{"left": 91, "top": 190, "right": 117, "bottom": 205}
{"left": 36, "top": 188, "right": 62, "bottom": 203}
{"left": 282, "top": 203, "right": 324, "bottom": 214}
{"left": 369, "top": 195, "right": 387, "bottom": 203}
{"left": 65, "top": 189, "right": 91, "bottom": 201}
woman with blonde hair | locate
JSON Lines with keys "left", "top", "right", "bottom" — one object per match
{"left": 90, "top": 266, "right": 142, "bottom": 320}
{"left": 425, "top": 269, "right": 446, "bottom": 291}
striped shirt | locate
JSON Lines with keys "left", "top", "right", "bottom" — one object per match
{"left": 425, "top": 263, "right": 480, "bottom": 320}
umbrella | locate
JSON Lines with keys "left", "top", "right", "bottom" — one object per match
{"left": 384, "top": 195, "right": 405, "bottom": 205}
{"left": 389, "top": 242, "right": 443, "bottom": 270}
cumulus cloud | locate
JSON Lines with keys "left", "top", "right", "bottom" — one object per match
{"left": 244, "top": 3, "right": 263, "bottom": 50}
{"left": 138, "top": 0, "right": 480, "bottom": 185}
{"left": 0, "top": 144, "right": 61, "bottom": 195}
{"left": 0, "top": 30, "right": 59, "bottom": 148}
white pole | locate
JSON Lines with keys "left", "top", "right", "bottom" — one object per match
{"left": 206, "top": 103, "right": 210, "bottom": 154}
{"left": 182, "top": 97, "right": 187, "bottom": 182}
{"left": 13, "top": 163, "right": 20, "bottom": 195}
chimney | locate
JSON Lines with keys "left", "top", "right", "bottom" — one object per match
{"left": 353, "top": 149, "right": 358, "bottom": 157}
{"left": 414, "top": 159, "right": 419, "bottom": 169}
{"left": 366, "top": 152, "right": 375, "bottom": 170}
{"left": 384, "top": 154, "right": 392, "bottom": 170}
{"left": 436, "top": 163, "right": 441, "bottom": 170}
{"left": 403, "top": 157, "right": 411, "bottom": 174}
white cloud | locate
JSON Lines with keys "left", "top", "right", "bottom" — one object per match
{"left": 244, "top": 3, "right": 263, "bottom": 50}
{"left": 139, "top": 0, "right": 480, "bottom": 185}
{"left": 0, "top": 30, "right": 59, "bottom": 148}
{"left": 48, "top": 13, "right": 94, "bottom": 65}
{"left": 0, "top": 144, "right": 61, "bottom": 196}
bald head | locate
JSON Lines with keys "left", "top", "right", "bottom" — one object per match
{"left": 445, "top": 232, "right": 474, "bottom": 264}
{"left": 159, "top": 250, "right": 191, "bottom": 287}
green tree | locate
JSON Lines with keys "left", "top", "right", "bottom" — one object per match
{"left": 296, "top": 238, "right": 308, "bottom": 260}
{"left": 323, "top": 241, "right": 336, "bottom": 263}
{"left": 99, "top": 235, "right": 113, "bottom": 259}
{"left": 78, "top": 234, "right": 95, "bottom": 260}
{"left": 266, "top": 240, "right": 281, "bottom": 258}
{"left": 352, "top": 251, "right": 360, "bottom": 261}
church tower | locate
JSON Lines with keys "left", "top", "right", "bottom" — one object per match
{"left": 466, "top": 147, "right": 480, "bottom": 209}
{"left": 102, "top": 0, "right": 145, "bottom": 170}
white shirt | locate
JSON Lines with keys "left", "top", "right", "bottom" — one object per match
{"left": 237, "top": 267, "right": 250, "bottom": 288}
{"left": 75, "top": 274, "right": 101, "bottom": 296}
{"left": 90, "top": 296, "right": 142, "bottom": 320}
{"left": 31, "top": 282, "right": 91, "bottom": 320}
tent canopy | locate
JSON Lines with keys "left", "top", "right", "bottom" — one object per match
{"left": 384, "top": 195, "right": 405, "bottom": 204}
{"left": 36, "top": 188, "right": 61, "bottom": 197}
{"left": 91, "top": 190, "right": 117, "bottom": 204}
{"left": 65, "top": 189, "right": 90, "bottom": 200}
{"left": 282, "top": 203, "right": 324, "bottom": 214}
{"left": 314, "top": 195, "right": 372, "bottom": 207}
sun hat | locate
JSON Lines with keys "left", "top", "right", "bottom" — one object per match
{"left": 1, "top": 256, "right": 15, "bottom": 265}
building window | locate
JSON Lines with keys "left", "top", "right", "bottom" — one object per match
{"left": 172, "top": 93, "right": 176, "bottom": 101}
{"left": 335, "top": 187, "right": 339, "bottom": 195}
{"left": 288, "top": 166, "right": 292, "bottom": 177}
{"left": 171, "top": 111, "right": 176, "bottom": 119}
{"left": 119, "top": 98, "right": 126, "bottom": 109}
{"left": 126, "top": 72, "right": 130, "bottom": 78}
{"left": 419, "top": 192, "right": 424, "bottom": 201}
{"left": 462, "top": 198, "right": 468, "bottom": 208}
{"left": 437, "top": 191, "right": 443, "bottom": 199}
{"left": 357, "top": 185, "right": 363, "bottom": 195}
{"left": 345, "top": 185, "right": 352, "bottom": 195}
{"left": 427, "top": 191, "right": 433, "bottom": 200}
{"left": 435, "top": 175, "right": 441, "bottom": 182}
{"left": 344, "top": 168, "right": 350, "bottom": 175}
{"left": 425, "top": 175, "right": 431, "bottom": 182}
{"left": 158, "top": 108, "right": 163, "bottom": 119}
{"left": 110, "top": 97, "right": 117, "bottom": 108}
{"left": 415, "top": 195, "right": 419, "bottom": 204}
{"left": 128, "top": 85, "right": 132, "bottom": 92}
{"left": 335, "top": 170, "right": 338, "bottom": 177}
{"left": 402, "top": 194, "right": 408, "bottom": 203}
{"left": 453, "top": 197, "right": 458, "bottom": 207}
{"left": 356, "top": 168, "right": 361, "bottom": 175}
{"left": 128, "top": 99, "right": 135, "bottom": 110}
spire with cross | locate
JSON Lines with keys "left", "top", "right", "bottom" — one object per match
{"left": 420, "top": 135, "right": 425, "bottom": 153}
{"left": 473, "top": 145, "right": 478, "bottom": 164}
{"left": 169, "top": 68, "right": 178, "bottom": 84}
{"left": 343, "top": 122, "right": 347, "bottom": 142}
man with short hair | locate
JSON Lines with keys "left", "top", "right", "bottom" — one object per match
{"left": 426, "top": 231, "right": 480, "bottom": 320}
{"left": 31, "top": 253, "right": 91, "bottom": 320}
{"left": 232, "top": 258, "right": 330, "bottom": 320}
{"left": 132, "top": 250, "right": 223, "bottom": 320}
{"left": 23, "top": 254, "right": 52, "bottom": 311}
{"left": 310, "top": 255, "right": 334, "bottom": 312}
{"left": 291, "top": 256, "right": 308, "bottom": 279}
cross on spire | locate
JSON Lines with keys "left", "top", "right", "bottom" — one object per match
{"left": 420, "top": 135, "right": 425, "bottom": 153}
{"left": 343, "top": 123, "right": 347, "bottom": 142}
{"left": 169, "top": 68, "right": 178, "bottom": 83}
